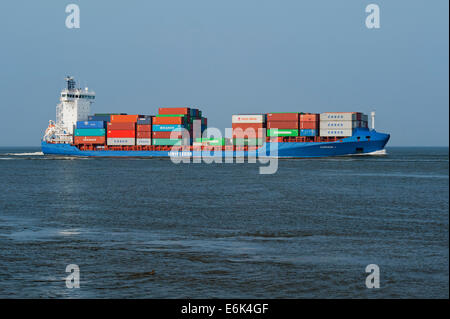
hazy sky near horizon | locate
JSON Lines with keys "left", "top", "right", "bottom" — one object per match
{"left": 0, "top": 0, "right": 448, "bottom": 146}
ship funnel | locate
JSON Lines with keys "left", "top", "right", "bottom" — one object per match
{"left": 371, "top": 111, "right": 376, "bottom": 130}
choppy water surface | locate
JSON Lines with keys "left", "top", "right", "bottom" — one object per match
{"left": 0, "top": 147, "right": 448, "bottom": 298}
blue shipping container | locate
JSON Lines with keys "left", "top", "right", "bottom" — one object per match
{"left": 190, "top": 109, "right": 200, "bottom": 117}
{"left": 300, "top": 129, "right": 317, "bottom": 136}
{"left": 88, "top": 115, "right": 111, "bottom": 122}
{"left": 77, "top": 121, "right": 105, "bottom": 129}
{"left": 152, "top": 124, "right": 187, "bottom": 132}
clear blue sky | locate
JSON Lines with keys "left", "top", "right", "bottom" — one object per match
{"left": 0, "top": 0, "right": 448, "bottom": 146}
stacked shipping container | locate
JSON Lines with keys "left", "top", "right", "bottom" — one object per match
{"left": 73, "top": 121, "right": 106, "bottom": 145}
{"left": 232, "top": 114, "right": 265, "bottom": 145}
{"left": 319, "top": 112, "right": 368, "bottom": 137}
{"left": 266, "top": 113, "right": 299, "bottom": 137}
{"left": 136, "top": 116, "right": 152, "bottom": 145}
{"left": 299, "top": 113, "right": 319, "bottom": 136}
{"left": 152, "top": 107, "right": 207, "bottom": 145}
{"left": 107, "top": 115, "right": 138, "bottom": 145}
{"left": 75, "top": 109, "right": 369, "bottom": 148}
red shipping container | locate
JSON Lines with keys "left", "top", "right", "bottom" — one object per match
{"left": 158, "top": 107, "right": 190, "bottom": 115}
{"left": 300, "top": 114, "right": 319, "bottom": 122}
{"left": 233, "top": 133, "right": 261, "bottom": 138}
{"left": 231, "top": 123, "right": 264, "bottom": 130}
{"left": 232, "top": 123, "right": 265, "bottom": 138}
{"left": 137, "top": 131, "right": 151, "bottom": 138}
{"left": 233, "top": 130, "right": 265, "bottom": 138}
{"left": 266, "top": 113, "right": 299, "bottom": 121}
{"left": 153, "top": 117, "right": 186, "bottom": 125}
{"left": 137, "top": 124, "right": 152, "bottom": 132}
{"left": 107, "top": 130, "right": 136, "bottom": 138}
{"left": 299, "top": 121, "right": 319, "bottom": 129}
{"left": 110, "top": 115, "right": 140, "bottom": 122}
{"left": 152, "top": 131, "right": 184, "bottom": 139}
{"left": 267, "top": 121, "right": 299, "bottom": 129}
{"left": 107, "top": 122, "right": 135, "bottom": 130}
{"left": 74, "top": 136, "right": 105, "bottom": 145}
{"left": 231, "top": 123, "right": 265, "bottom": 138}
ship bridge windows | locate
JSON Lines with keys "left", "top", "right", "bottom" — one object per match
{"left": 64, "top": 93, "right": 94, "bottom": 99}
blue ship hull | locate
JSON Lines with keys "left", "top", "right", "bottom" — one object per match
{"left": 42, "top": 128, "right": 389, "bottom": 158}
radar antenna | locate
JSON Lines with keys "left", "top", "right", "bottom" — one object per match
{"left": 64, "top": 76, "right": 76, "bottom": 91}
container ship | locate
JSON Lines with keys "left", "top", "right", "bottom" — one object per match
{"left": 41, "top": 77, "right": 390, "bottom": 158}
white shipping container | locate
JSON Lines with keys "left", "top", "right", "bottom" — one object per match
{"left": 320, "top": 113, "right": 357, "bottom": 121}
{"left": 232, "top": 114, "right": 265, "bottom": 124}
{"left": 136, "top": 138, "right": 152, "bottom": 145}
{"left": 107, "top": 138, "right": 136, "bottom": 146}
{"left": 319, "top": 129, "right": 354, "bottom": 137}
{"left": 320, "top": 120, "right": 360, "bottom": 129}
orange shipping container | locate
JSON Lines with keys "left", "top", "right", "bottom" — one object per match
{"left": 158, "top": 107, "right": 190, "bottom": 115}
{"left": 300, "top": 114, "right": 319, "bottom": 122}
{"left": 74, "top": 136, "right": 106, "bottom": 145}
{"left": 299, "top": 121, "right": 319, "bottom": 129}
{"left": 110, "top": 115, "right": 140, "bottom": 123}
{"left": 152, "top": 117, "right": 186, "bottom": 125}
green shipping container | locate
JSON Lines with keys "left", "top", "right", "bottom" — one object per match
{"left": 196, "top": 138, "right": 226, "bottom": 146}
{"left": 74, "top": 128, "right": 106, "bottom": 136}
{"left": 267, "top": 129, "right": 299, "bottom": 137}
{"left": 152, "top": 139, "right": 186, "bottom": 146}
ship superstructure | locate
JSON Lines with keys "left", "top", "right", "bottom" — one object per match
{"left": 43, "top": 76, "right": 95, "bottom": 143}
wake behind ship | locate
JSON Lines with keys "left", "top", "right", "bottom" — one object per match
{"left": 42, "top": 77, "right": 390, "bottom": 158}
